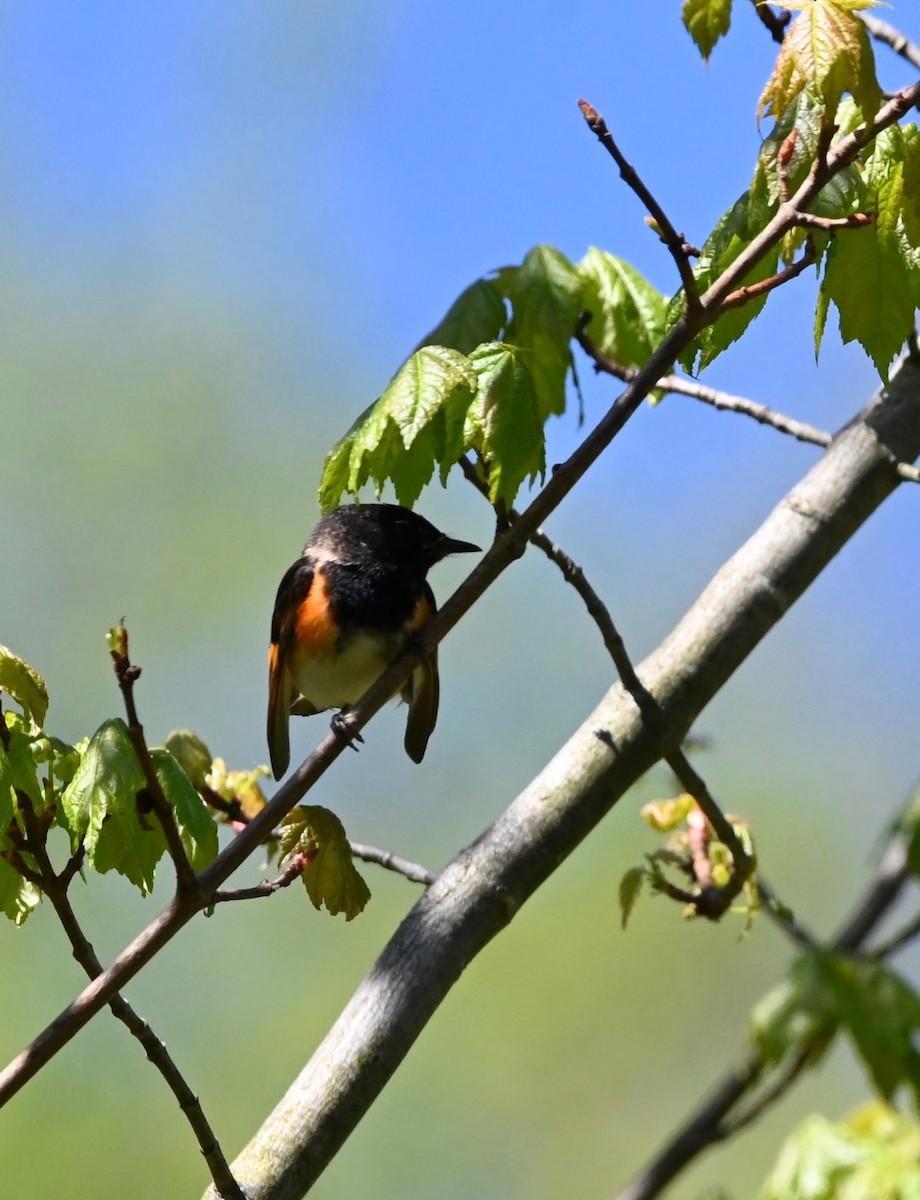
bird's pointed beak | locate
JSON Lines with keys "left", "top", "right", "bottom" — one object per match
{"left": 440, "top": 535, "right": 480, "bottom": 557}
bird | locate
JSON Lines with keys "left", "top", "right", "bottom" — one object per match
{"left": 267, "top": 503, "right": 480, "bottom": 779}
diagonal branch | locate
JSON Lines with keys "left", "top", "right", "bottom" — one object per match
{"left": 201, "top": 349, "right": 920, "bottom": 1200}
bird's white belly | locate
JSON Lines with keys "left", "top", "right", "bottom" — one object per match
{"left": 290, "top": 631, "right": 400, "bottom": 711}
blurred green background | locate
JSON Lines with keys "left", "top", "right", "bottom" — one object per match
{"left": 1, "top": 2, "right": 919, "bottom": 1197}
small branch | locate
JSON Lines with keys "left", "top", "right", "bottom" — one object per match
{"left": 664, "top": 748, "right": 754, "bottom": 919}
{"left": 719, "top": 240, "right": 817, "bottom": 312}
{"left": 109, "top": 629, "right": 198, "bottom": 895}
{"left": 756, "top": 877, "right": 820, "bottom": 952}
{"left": 574, "top": 324, "right": 920, "bottom": 483}
{"left": 795, "top": 211, "right": 876, "bottom": 232}
{"left": 526, "top": 529, "right": 754, "bottom": 918}
{"left": 868, "top": 909, "right": 920, "bottom": 961}
{"left": 202, "top": 787, "right": 435, "bottom": 892}
{"left": 748, "top": 0, "right": 790, "bottom": 44}
{"left": 720, "top": 1047, "right": 812, "bottom": 1137}
{"left": 14, "top": 793, "right": 244, "bottom": 1200}
{"left": 861, "top": 14, "right": 920, "bottom": 74}
{"left": 577, "top": 98, "right": 702, "bottom": 310}
{"left": 212, "top": 856, "right": 309, "bottom": 904}
{"left": 349, "top": 842, "right": 436, "bottom": 886}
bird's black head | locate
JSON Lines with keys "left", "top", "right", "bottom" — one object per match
{"left": 309, "top": 503, "right": 479, "bottom": 574}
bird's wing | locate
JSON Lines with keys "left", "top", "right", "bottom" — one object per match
{"left": 267, "top": 557, "right": 315, "bottom": 780}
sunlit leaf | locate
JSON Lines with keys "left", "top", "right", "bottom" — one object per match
{"left": 677, "top": 190, "right": 782, "bottom": 373}
{"left": 318, "top": 345, "right": 477, "bottom": 510}
{"left": 465, "top": 342, "right": 545, "bottom": 506}
{"left": 418, "top": 278, "right": 508, "bottom": 355}
{"left": 0, "top": 646, "right": 48, "bottom": 728}
{"left": 641, "top": 793, "right": 695, "bottom": 833}
{"left": 150, "top": 748, "right": 219, "bottom": 874}
{"left": 163, "top": 729, "right": 213, "bottom": 790}
{"left": 61, "top": 718, "right": 165, "bottom": 893}
{"left": 681, "top": 0, "right": 733, "bottom": 61}
{"left": 577, "top": 248, "right": 668, "bottom": 368}
{"left": 281, "top": 805, "right": 371, "bottom": 920}
{"left": 618, "top": 866, "right": 645, "bottom": 929}
{"left": 758, "top": 0, "right": 884, "bottom": 127}
{"left": 0, "top": 855, "right": 41, "bottom": 925}
{"left": 760, "top": 1104, "right": 920, "bottom": 1200}
{"left": 817, "top": 123, "right": 920, "bottom": 378}
{"left": 501, "top": 244, "right": 583, "bottom": 418}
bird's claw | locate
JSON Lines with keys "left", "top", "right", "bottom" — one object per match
{"left": 331, "top": 711, "right": 365, "bottom": 752}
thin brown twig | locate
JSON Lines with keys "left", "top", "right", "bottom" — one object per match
{"left": 213, "top": 856, "right": 308, "bottom": 903}
{"left": 862, "top": 15, "right": 920, "bottom": 74}
{"left": 202, "top": 785, "right": 435, "bottom": 891}
{"left": 109, "top": 631, "right": 199, "bottom": 895}
{"left": 524, "top": 527, "right": 755, "bottom": 919}
{"left": 748, "top": 0, "right": 790, "bottom": 44}
{"left": 349, "top": 842, "right": 436, "bottom": 886}
{"left": 577, "top": 99, "right": 702, "bottom": 310}
{"left": 720, "top": 240, "right": 817, "bottom": 311}
{"left": 574, "top": 322, "right": 920, "bottom": 484}
{"left": 13, "top": 792, "right": 244, "bottom": 1200}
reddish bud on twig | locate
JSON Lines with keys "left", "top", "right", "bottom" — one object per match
{"left": 779, "top": 129, "right": 798, "bottom": 165}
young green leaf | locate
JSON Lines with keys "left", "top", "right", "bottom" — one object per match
{"left": 163, "top": 729, "right": 213, "bottom": 791}
{"left": 750, "top": 953, "right": 839, "bottom": 1067}
{"left": 464, "top": 342, "right": 546, "bottom": 507}
{"left": 318, "top": 345, "right": 477, "bottom": 510}
{"left": 641, "top": 793, "right": 695, "bottom": 833}
{"left": 150, "top": 748, "right": 219, "bottom": 874}
{"left": 0, "top": 855, "right": 41, "bottom": 925}
{"left": 817, "top": 123, "right": 920, "bottom": 378}
{"left": 678, "top": 190, "right": 782, "bottom": 373}
{"left": 758, "top": 0, "right": 884, "bottom": 127}
{"left": 280, "top": 805, "right": 371, "bottom": 920}
{"left": 618, "top": 866, "right": 645, "bottom": 930}
{"left": 0, "top": 646, "right": 48, "bottom": 728}
{"left": 681, "top": 0, "right": 733, "bottom": 62}
{"left": 577, "top": 248, "right": 668, "bottom": 369}
{"left": 417, "top": 278, "right": 508, "bottom": 355}
{"left": 817, "top": 955, "right": 920, "bottom": 1106}
{"left": 61, "top": 718, "right": 166, "bottom": 893}
{"left": 501, "top": 244, "right": 583, "bottom": 419}
{"left": 760, "top": 1105, "right": 920, "bottom": 1200}
{"left": 0, "top": 714, "right": 44, "bottom": 832}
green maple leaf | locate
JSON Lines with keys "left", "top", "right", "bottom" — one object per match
{"left": 0, "top": 646, "right": 48, "bottom": 728}
{"left": 319, "top": 345, "right": 477, "bottom": 510}
{"left": 758, "top": 0, "right": 884, "bottom": 126}
{"left": 280, "top": 805, "right": 371, "bottom": 920}
{"left": 681, "top": 0, "right": 733, "bottom": 62}
{"left": 61, "top": 718, "right": 166, "bottom": 893}
{"left": 817, "top": 122, "right": 920, "bottom": 378}
{"left": 464, "top": 342, "right": 545, "bottom": 507}
{"left": 577, "top": 248, "right": 667, "bottom": 369}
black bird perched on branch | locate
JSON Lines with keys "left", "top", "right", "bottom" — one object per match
{"left": 267, "top": 503, "right": 479, "bottom": 779}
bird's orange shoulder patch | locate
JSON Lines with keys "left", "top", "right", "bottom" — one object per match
{"left": 294, "top": 568, "right": 339, "bottom": 653}
{"left": 406, "top": 587, "right": 435, "bottom": 634}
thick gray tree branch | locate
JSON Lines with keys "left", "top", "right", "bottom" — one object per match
{"left": 205, "top": 349, "right": 920, "bottom": 1200}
